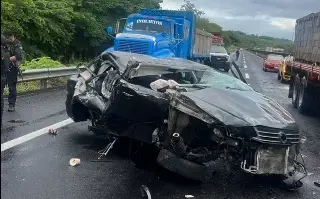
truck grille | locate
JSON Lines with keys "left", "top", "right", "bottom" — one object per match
{"left": 117, "top": 40, "right": 150, "bottom": 55}
{"left": 252, "top": 126, "right": 300, "bottom": 145}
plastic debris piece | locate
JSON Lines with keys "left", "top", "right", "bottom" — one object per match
{"left": 97, "top": 138, "right": 117, "bottom": 160}
{"left": 314, "top": 182, "right": 320, "bottom": 188}
{"left": 185, "top": 195, "right": 194, "bottom": 198}
{"left": 300, "top": 136, "right": 307, "bottom": 144}
{"left": 140, "top": 185, "right": 151, "bottom": 199}
{"left": 48, "top": 127, "right": 57, "bottom": 135}
{"left": 69, "top": 158, "right": 81, "bottom": 166}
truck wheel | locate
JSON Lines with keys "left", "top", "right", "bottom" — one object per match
{"left": 297, "top": 77, "right": 312, "bottom": 114}
{"left": 292, "top": 75, "right": 300, "bottom": 108}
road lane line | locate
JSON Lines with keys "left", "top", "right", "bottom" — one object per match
{"left": 244, "top": 65, "right": 247, "bottom": 69}
{"left": 245, "top": 73, "right": 250, "bottom": 79}
{"left": 1, "top": 118, "right": 74, "bottom": 152}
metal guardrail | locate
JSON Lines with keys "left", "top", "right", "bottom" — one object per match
{"left": 17, "top": 66, "right": 84, "bottom": 89}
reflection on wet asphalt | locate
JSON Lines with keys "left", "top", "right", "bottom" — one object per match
{"left": 1, "top": 51, "right": 320, "bottom": 199}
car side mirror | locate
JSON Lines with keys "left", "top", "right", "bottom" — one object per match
{"left": 106, "top": 26, "right": 113, "bottom": 34}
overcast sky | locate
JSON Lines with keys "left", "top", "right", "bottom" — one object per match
{"left": 160, "top": 0, "right": 320, "bottom": 40}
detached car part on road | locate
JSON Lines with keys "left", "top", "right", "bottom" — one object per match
{"left": 66, "top": 51, "right": 306, "bottom": 190}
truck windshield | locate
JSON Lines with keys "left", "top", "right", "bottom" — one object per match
{"left": 125, "top": 18, "right": 170, "bottom": 34}
{"left": 211, "top": 46, "right": 227, "bottom": 53}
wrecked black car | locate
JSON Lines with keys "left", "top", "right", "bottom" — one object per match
{"left": 66, "top": 51, "right": 306, "bottom": 189}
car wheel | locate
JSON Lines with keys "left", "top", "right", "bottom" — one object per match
{"left": 263, "top": 65, "right": 267, "bottom": 72}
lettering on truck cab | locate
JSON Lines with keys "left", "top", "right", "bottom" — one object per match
{"left": 136, "top": 19, "right": 163, "bottom": 25}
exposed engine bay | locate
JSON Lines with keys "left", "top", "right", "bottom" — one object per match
{"left": 66, "top": 51, "right": 307, "bottom": 190}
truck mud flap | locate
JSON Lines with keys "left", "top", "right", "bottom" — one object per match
{"left": 156, "top": 149, "right": 207, "bottom": 181}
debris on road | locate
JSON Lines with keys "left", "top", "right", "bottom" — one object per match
{"left": 301, "top": 136, "right": 307, "bottom": 144}
{"left": 185, "top": 195, "right": 195, "bottom": 198}
{"left": 97, "top": 138, "right": 118, "bottom": 160}
{"left": 69, "top": 158, "right": 81, "bottom": 166}
{"left": 314, "top": 182, "right": 320, "bottom": 188}
{"left": 7, "top": 119, "right": 25, "bottom": 123}
{"left": 48, "top": 127, "right": 57, "bottom": 135}
{"left": 140, "top": 185, "right": 151, "bottom": 199}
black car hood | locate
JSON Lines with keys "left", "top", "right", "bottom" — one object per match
{"left": 181, "top": 87, "right": 298, "bottom": 129}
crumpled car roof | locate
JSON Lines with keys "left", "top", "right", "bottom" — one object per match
{"left": 102, "top": 51, "right": 209, "bottom": 76}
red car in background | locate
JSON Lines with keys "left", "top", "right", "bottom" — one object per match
{"left": 263, "top": 54, "right": 284, "bottom": 72}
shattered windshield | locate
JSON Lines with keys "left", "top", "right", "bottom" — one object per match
{"left": 178, "top": 68, "right": 253, "bottom": 91}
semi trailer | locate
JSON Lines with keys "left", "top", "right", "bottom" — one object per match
{"left": 285, "top": 11, "right": 320, "bottom": 114}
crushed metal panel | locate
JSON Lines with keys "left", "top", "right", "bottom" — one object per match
{"left": 180, "top": 87, "right": 298, "bottom": 129}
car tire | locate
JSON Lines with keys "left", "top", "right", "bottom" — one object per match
{"left": 292, "top": 75, "right": 300, "bottom": 108}
{"left": 263, "top": 65, "right": 267, "bottom": 72}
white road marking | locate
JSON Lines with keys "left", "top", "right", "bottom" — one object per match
{"left": 244, "top": 65, "right": 247, "bottom": 69}
{"left": 1, "top": 118, "right": 74, "bottom": 152}
{"left": 278, "top": 86, "right": 289, "bottom": 90}
{"left": 245, "top": 73, "right": 250, "bottom": 79}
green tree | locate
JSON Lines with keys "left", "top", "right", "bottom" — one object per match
{"left": 179, "top": 0, "right": 221, "bottom": 33}
{"left": 180, "top": 0, "right": 204, "bottom": 17}
{"left": 1, "top": 0, "right": 163, "bottom": 62}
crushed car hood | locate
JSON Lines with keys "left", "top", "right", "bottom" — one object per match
{"left": 181, "top": 87, "right": 297, "bottom": 129}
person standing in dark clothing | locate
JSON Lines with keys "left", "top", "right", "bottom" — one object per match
{"left": 1, "top": 34, "right": 10, "bottom": 123}
{"left": 3, "top": 31, "right": 23, "bottom": 112}
{"left": 236, "top": 49, "right": 240, "bottom": 60}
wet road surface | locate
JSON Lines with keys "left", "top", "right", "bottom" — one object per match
{"left": 1, "top": 51, "right": 320, "bottom": 199}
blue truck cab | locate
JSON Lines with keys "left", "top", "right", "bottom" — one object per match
{"left": 105, "top": 9, "right": 197, "bottom": 59}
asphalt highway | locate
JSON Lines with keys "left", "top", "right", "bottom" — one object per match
{"left": 1, "top": 50, "right": 320, "bottom": 199}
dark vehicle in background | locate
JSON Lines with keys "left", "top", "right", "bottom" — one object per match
{"left": 66, "top": 51, "right": 306, "bottom": 190}
{"left": 210, "top": 45, "right": 230, "bottom": 72}
{"left": 263, "top": 54, "right": 284, "bottom": 72}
